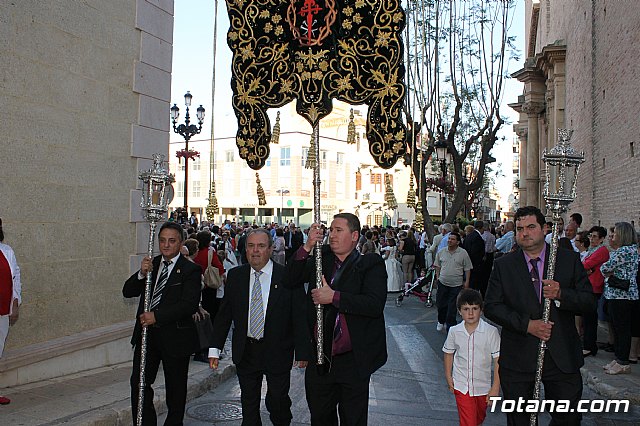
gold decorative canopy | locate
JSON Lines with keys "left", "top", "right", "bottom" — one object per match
{"left": 226, "top": 0, "right": 407, "bottom": 170}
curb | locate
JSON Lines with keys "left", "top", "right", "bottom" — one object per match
{"left": 50, "top": 361, "right": 236, "bottom": 425}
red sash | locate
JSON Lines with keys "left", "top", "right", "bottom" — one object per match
{"left": 0, "top": 251, "right": 13, "bottom": 315}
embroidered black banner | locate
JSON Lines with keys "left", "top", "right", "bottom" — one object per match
{"left": 227, "top": 0, "right": 406, "bottom": 169}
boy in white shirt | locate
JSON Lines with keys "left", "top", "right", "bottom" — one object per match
{"left": 443, "top": 289, "right": 500, "bottom": 425}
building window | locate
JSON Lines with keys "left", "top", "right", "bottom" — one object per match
{"left": 177, "top": 181, "right": 185, "bottom": 198}
{"left": 178, "top": 158, "right": 185, "bottom": 171}
{"left": 320, "top": 150, "right": 328, "bottom": 169}
{"left": 192, "top": 157, "right": 201, "bottom": 171}
{"left": 371, "top": 173, "right": 382, "bottom": 192}
{"left": 225, "top": 150, "right": 234, "bottom": 162}
{"left": 336, "top": 152, "right": 344, "bottom": 166}
{"left": 192, "top": 181, "right": 201, "bottom": 197}
{"left": 280, "top": 147, "right": 291, "bottom": 166}
{"left": 302, "top": 147, "right": 309, "bottom": 166}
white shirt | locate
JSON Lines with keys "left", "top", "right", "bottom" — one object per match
{"left": 209, "top": 260, "right": 274, "bottom": 358}
{"left": 0, "top": 242, "right": 21, "bottom": 308}
{"left": 443, "top": 318, "right": 500, "bottom": 396}
{"left": 137, "top": 253, "right": 181, "bottom": 283}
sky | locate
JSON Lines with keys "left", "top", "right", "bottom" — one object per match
{"left": 170, "top": 0, "right": 525, "bottom": 210}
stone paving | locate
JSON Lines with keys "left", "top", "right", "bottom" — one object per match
{"left": 2, "top": 293, "right": 640, "bottom": 424}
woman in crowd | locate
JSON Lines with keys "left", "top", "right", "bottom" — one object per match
{"left": 575, "top": 231, "right": 591, "bottom": 261}
{"left": 0, "top": 218, "right": 21, "bottom": 405}
{"left": 193, "top": 231, "right": 225, "bottom": 362}
{"left": 601, "top": 222, "right": 639, "bottom": 374}
{"left": 271, "top": 227, "right": 286, "bottom": 265}
{"left": 581, "top": 226, "right": 609, "bottom": 357}
{"left": 381, "top": 238, "right": 404, "bottom": 292}
{"left": 398, "top": 229, "right": 417, "bottom": 283}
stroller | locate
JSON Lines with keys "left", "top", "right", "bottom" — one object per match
{"left": 396, "top": 266, "right": 437, "bottom": 307}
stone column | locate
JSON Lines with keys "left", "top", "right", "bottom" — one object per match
{"left": 522, "top": 102, "right": 545, "bottom": 209}
{"left": 515, "top": 126, "right": 528, "bottom": 206}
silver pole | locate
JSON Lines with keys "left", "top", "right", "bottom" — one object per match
{"left": 529, "top": 212, "right": 560, "bottom": 426}
{"left": 137, "top": 220, "right": 157, "bottom": 426}
{"left": 312, "top": 123, "right": 324, "bottom": 365}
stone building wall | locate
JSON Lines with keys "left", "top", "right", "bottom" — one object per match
{"left": 0, "top": 0, "right": 174, "bottom": 358}
{"left": 515, "top": 0, "right": 639, "bottom": 228}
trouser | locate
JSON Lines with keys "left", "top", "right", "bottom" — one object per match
{"left": 401, "top": 255, "right": 415, "bottom": 283}
{"left": 130, "top": 335, "right": 191, "bottom": 426}
{"left": 582, "top": 293, "right": 601, "bottom": 353}
{"left": 454, "top": 390, "right": 487, "bottom": 426}
{"left": 437, "top": 284, "right": 462, "bottom": 328}
{"left": 237, "top": 339, "right": 292, "bottom": 426}
{"left": 500, "top": 353, "right": 582, "bottom": 426}
{"left": 0, "top": 315, "right": 9, "bottom": 357}
{"left": 305, "top": 352, "right": 370, "bottom": 426}
{"left": 607, "top": 298, "right": 634, "bottom": 364}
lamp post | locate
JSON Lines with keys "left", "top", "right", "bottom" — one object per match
{"left": 276, "top": 188, "right": 290, "bottom": 225}
{"left": 434, "top": 136, "right": 449, "bottom": 222}
{"left": 170, "top": 91, "right": 205, "bottom": 214}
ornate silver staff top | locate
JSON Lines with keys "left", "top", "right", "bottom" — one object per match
{"left": 530, "top": 129, "right": 584, "bottom": 426}
{"left": 135, "top": 153, "right": 174, "bottom": 426}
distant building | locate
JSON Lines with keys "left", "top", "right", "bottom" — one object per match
{"left": 510, "top": 0, "right": 640, "bottom": 228}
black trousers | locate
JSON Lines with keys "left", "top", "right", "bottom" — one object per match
{"left": 305, "top": 351, "right": 370, "bottom": 426}
{"left": 499, "top": 352, "right": 582, "bottom": 426}
{"left": 437, "top": 284, "right": 462, "bottom": 328}
{"left": 236, "top": 339, "right": 292, "bottom": 426}
{"left": 582, "top": 293, "right": 601, "bottom": 353}
{"left": 130, "top": 331, "right": 191, "bottom": 426}
{"left": 607, "top": 298, "right": 634, "bottom": 364}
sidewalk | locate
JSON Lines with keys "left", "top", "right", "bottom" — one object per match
{"left": 0, "top": 358, "right": 235, "bottom": 425}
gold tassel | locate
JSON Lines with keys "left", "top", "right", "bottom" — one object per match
{"left": 256, "top": 172, "right": 267, "bottom": 205}
{"left": 384, "top": 173, "right": 398, "bottom": 209}
{"left": 347, "top": 109, "right": 356, "bottom": 144}
{"left": 406, "top": 174, "right": 416, "bottom": 209}
{"left": 271, "top": 111, "right": 281, "bottom": 144}
{"left": 414, "top": 200, "right": 424, "bottom": 232}
{"left": 205, "top": 184, "right": 219, "bottom": 219}
{"left": 305, "top": 131, "right": 317, "bottom": 169}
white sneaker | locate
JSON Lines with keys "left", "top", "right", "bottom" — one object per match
{"left": 603, "top": 360, "right": 617, "bottom": 370}
{"left": 436, "top": 323, "right": 445, "bottom": 332}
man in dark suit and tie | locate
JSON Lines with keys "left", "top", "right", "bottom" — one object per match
{"left": 123, "top": 221, "right": 202, "bottom": 425}
{"left": 208, "top": 228, "right": 310, "bottom": 426}
{"left": 484, "top": 206, "right": 595, "bottom": 425}
{"left": 462, "top": 221, "right": 486, "bottom": 295}
{"left": 289, "top": 213, "right": 388, "bottom": 426}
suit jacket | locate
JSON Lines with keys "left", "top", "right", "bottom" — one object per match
{"left": 484, "top": 245, "right": 595, "bottom": 374}
{"left": 123, "top": 254, "right": 201, "bottom": 357}
{"left": 462, "top": 230, "right": 485, "bottom": 267}
{"left": 211, "top": 262, "right": 311, "bottom": 373}
{"left": 288, "top": 246, "right": 388, "bottom": 380}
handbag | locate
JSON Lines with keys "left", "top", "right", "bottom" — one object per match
{"left": 608, "top": 275, "right": 631, "bottom": 291}
{"left": 193, "top": 313, "right": 215, "bottom": 351}
{"left": 203, "top": 250, "right": 223, "bottom": 289}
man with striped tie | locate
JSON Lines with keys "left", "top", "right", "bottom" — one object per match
{"left": 208, "top": 228, "right": 310, "bottom": 426}
{"left": 123, "top": 221, "right": 201, "bottom": 425}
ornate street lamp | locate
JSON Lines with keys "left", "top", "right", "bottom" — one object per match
{"left": 434, "top": 136, "right": 450, "bottom": 221}
{"left": 171, "top": 91, "right": 205, "bottom": 215}
{"left": 136, "top": 153, "right": 175, "bottom": 426}
{"left": 530, "top": 129, "right": 584, "bottom": 426}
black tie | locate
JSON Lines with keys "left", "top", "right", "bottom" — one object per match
{"left": 530, "top": 257, "right": 542, "bottom": 302}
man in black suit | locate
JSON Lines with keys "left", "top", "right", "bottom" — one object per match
{"left": 289, "top": 213, "right": 388, "bottom": 426}
{"left": 123, "top": 221, "right": 201, "bottom": 425}
{"left": 484, "top": 206, "right": 595, "bottom": 425}
{"left": 208, "top": 228, "right": 310, "bottom": 426}
{"left": 462, "top": 221, "right": 486, "bottom": 295}
{"left": 283, "top": 224, "right": 303, "bottom": 262}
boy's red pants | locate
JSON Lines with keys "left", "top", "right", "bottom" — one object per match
{"left": 454, "top": 390, "right": 488, "bottom": 426}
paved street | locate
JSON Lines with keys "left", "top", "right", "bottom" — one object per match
{"left": 165, "top": 293, "right": 640, "bottom": 425}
